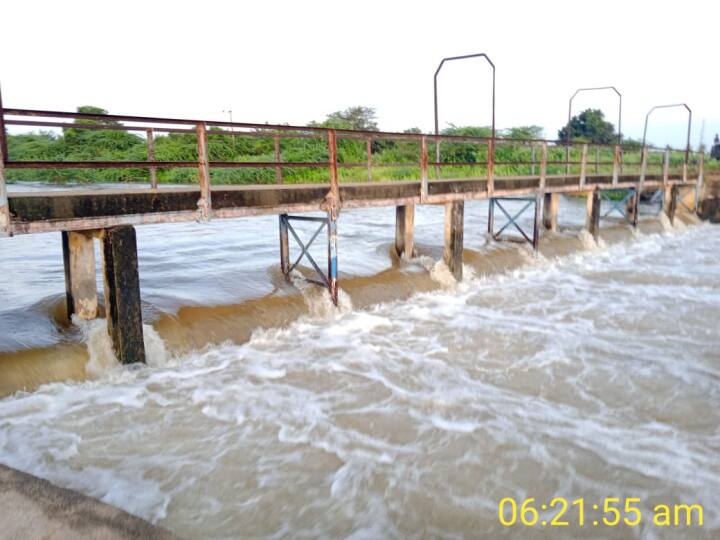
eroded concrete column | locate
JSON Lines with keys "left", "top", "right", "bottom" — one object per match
{"left": 443, "top": 201, "right": 464, "bottom": 281}
{"left": 62, "top": 230, "right": 98, "bottom": 320}
{"left": 279, "top": 214, "right": 290, "bottom": 275}
{"left": 586, "top": 190, "right": 601, "bottom": 241}
{"left": 102, "top": 225, "right": 145, "bottom": 364}
{"left": 666, "top": 185, "right": 678, "bottom": 225}
{"left": 543, "top": 192, "right": 559, "bottom": 231}
{"left": 627, "top": 191, "right": 638, "bottom": 226}
{"left": 395, "top": 204, "right": 415, "bottom": 259}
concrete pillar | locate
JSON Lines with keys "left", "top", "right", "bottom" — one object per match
{"left": 62, "top": 230, "right": 98, "bottom": 320}
{"left": 102, "top": 225, "right": 145, "bottom": 364}
{"left": 663, "top": 186, "right": 673, "bottom": 215}
{"left": 279, "top": 214, "right": 290, "bottom": 275}
{"left": 542, "top": 192, "right": 559, "bottom": 231}
{"left": 395, "top": 204, "right": 415, "bottom": 259}
{"left": 666, "top": 185, "right": 678, "bottom": 225}
{"left": 627, "top": 191, "right": 638, "bottom": 226}
{"left": 586, "top": 190, "right": 601, "bottom": 241}
{"left": 532, "top": 193, "right": 542, "bottom": 252}
{"left": 443, "top": 201, "right": 464, "bottom": 281}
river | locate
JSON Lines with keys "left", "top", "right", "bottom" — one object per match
{"left": 0, "top": 183, "right": 718, "bottom": 539}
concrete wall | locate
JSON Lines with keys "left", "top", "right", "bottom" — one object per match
{"left": 699, "top": 172, "right": 720, "bottom": 223}
{"left": 0, "top": 464, "right": 176, "bottom": 539}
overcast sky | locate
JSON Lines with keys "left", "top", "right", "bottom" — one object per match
{"left": 1, "top": 0, "right": 717, "bottom": 148}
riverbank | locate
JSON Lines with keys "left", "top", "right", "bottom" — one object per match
{"left": 0, "top": 464, "right": 175, "bottom": 539}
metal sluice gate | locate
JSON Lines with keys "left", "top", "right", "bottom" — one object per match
{"left": 601, "top": 189, "right": 637, "bottom": 223}
{"left": 279, "top": 213, "right": 338, "bottom": 305}
{"left": 488, "top": 195, "right": 542, "bottom": 252}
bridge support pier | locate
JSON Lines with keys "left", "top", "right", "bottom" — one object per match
{"left": 586, "top": 190, "right": 601, "bottom": 242}
{"left": 279, "top": 214, "right": 290, "bottom": 275}
{"left": 543, "top": 193, "right": 559, "bottom": 231}
{"left": 444, "top": 201, "right": 464, "bottom": 281}
{"left": 666, "top": 185, "right": 678, "bottom": 225}
{"left": 627, "top": 192, "right": 638, "bottom": 226}
{"left": 101, "top": 225, "right": 145, "bottom": 364}
{"left": 62, "top": 230, "right": 99, "bottom": 321}
{"left": 395, "top": 204, "right": 415, "bottom": 259}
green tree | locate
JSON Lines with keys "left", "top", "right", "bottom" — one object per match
{"left": 503, "top": 125, "right": 543, "bottom": 140}
{"left": 314, "top": 106, "right": 379, "bottom": 131}
{"left": 558, "top": 109, "right": 616, "bottom": 144}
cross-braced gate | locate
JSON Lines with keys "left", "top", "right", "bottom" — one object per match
{"left": 601, "top": 189, "right": 637, "bottom": 224}
{"left": 488, "top": 195, "right": 542, "bottom": 252}
{"left": 279, "top": 213, "right": 338, "bottom": 305}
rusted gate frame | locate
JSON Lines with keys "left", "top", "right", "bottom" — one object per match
{"left": 488, "top": 196, "right": 541, "bottom": 251}
{"left": 280, "top": 214, "right": 335, "bottom": 288}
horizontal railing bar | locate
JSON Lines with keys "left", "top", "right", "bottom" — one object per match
{"left": 2, "top": 108, "right": 700, "bottom": 154}
{"left": 5, "top": 120, "right": 325, "bottom": 139}
{"left": 5, "top": 160, "right": 332, "bottom": 169}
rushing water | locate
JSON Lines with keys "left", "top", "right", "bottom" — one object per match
{"left": 0, "top": 184, "right": 719, "bottom": 539}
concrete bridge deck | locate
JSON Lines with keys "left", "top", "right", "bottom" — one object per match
{"left": 7, "top": 173, "right": 691, "bottom": 235}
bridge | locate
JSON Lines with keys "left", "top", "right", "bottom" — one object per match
{"left": 0, "top": 78, "right": 707, "bottom": 367}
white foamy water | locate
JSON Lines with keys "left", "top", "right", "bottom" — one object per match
{"left": 1, "top": 213, "right": 719, "bottom": 538}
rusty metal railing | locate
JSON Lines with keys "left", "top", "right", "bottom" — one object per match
{"left": 0, "top": 100, "right": 703, "bottom": 236}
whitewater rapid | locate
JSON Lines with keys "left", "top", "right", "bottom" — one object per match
{"left": 1, "top": 212, "right": 718, "bottom": 539}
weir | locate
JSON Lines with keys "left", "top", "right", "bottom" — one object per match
{"left": 0, "top": 90, "right": 711, "bottom": 367}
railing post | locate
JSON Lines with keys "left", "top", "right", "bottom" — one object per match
{"left": 0, "top": 86, "right": 9, "bottom": 237}
{"left": 0, "top": 147, "right": 9, "bottom": 237}
{"left": 420, "top": 135, "right": 428, "bottom": 202}
{"left": 579, "top": 143, "right": 588, "bottom": 187}
{"left": 487, "top": 137, "right": 495, "bottom": 196}
{"left": 274, "top": 133, "right": 283, "bottom": 184}
{"left": 595, "top": 146, "right": 600, "bottom": 175}
{"left": 539, "top": 142, "right": 547, "bottom": 191}
{"left": 0, "top": 84, "right": 8, "bottom": 165}
{"left": 366, "top": 137, "right": 372, "bottom": 182}
{"left": 146, "top": 128, "right": 157, "bottom": 189}
{"left": 662, "top": 149, "right": 671, "bottom": 214}
{"left": 196, "top": 122, "right": 212, "bottom": 221}
{"left": 327, "top": 129, "right": 340, "bottom": 216}
{"left": 530, "top": 144, "right": 536, "bottom": 176}
{"left": 612, "top": 144, "right": 621, "bottom": 186}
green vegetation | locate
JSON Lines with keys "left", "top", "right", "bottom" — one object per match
{"left": 4, "top": 106, "right": 710, "bottom": 185}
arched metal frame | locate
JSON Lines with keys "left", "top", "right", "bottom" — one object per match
{"left": 567, "top": 86, "right": 623, "bottom": 144}
{"left": 642, "top": 103, "right": 692, "bottom": 165}
{"left": 566, "top": 86, "right": 622, "bottom": 175}
{"left": 433, "top": 53, "right": 496, "bottom": 175}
